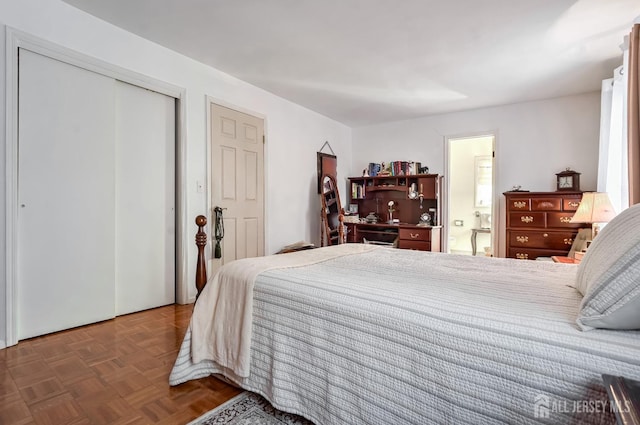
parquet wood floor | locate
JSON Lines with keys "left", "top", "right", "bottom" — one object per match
{"left": 0, "top": 304, "right": 242, "bottom": 425}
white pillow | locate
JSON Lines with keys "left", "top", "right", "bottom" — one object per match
{"left": 575, "top": 203, "right": 640, "bottom": 330}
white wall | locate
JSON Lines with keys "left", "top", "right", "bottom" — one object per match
{"left": 0, "top": 23, "right": 5, "bottom": 347}
{"left": 0, "top": 0, "right": 352, "bottom": 345}
{"left": 352, "top": 92, "right": 601, "bottom": 257}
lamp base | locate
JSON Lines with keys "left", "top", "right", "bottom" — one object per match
{"left": 592, "top": 222, "right": 608, "bottom": 238}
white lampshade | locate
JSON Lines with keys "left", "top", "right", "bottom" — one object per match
{"left": 570, "top": 192, "right": 617, "bottom": 239}
{"left": 570, "top": 192, "right": 617, "bottom": 224}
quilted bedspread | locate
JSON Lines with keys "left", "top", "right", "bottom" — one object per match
{"left": 170, "top": 246, "right": 640, "bottom": 424}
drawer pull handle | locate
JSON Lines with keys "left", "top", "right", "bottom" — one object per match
{"left": 513, "top": 201, "right": 527, "bottom": 209}
{"left": 564, "top": 238, "right": 573, "bottom": 245}
{"left": 543, "top": 233, "right": 548, "bottom": 237}
{"left": 516, "top": 253, "right": 529, "bottom": 260}
{"left": 560, "top": 217, "right": 572, "bottom": 223}
{"left": 516, "top": 236, "right": 529, "bottom": 243}
{"left": 521, "top": 216, "right": 534, "bottom": 223}
{"left": 538, "top": 201, "right": 554, "bottom": 208}
{"left": 410, "top": 233, "right": 420, "bottom": 239}
{"left": 568, "top": 202, "right": 579, "bottom": 208}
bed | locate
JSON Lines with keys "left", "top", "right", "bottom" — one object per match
{"left": 171, "top": 206, "right": 640, "bottom": 424}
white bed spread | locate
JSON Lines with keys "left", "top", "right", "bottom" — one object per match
{"left": 190, "top": 243, "right": 379, "bottom": 377}
{"left": 171, "top": 246, "right": 640, "bottom": 424}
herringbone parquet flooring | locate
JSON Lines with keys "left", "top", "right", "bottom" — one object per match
{"left": 0, "top": 304, "right": 242, "bottom": 424}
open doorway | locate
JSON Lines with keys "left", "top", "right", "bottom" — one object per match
{"left": 445, "top": 134, "right": 495, "bottom": 256}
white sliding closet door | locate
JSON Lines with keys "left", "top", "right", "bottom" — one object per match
{"left": 115, "top": 81, "right": 175, "bottom": 315}
{"left": 18, "top": 50, "right": 116, "bottom": 339}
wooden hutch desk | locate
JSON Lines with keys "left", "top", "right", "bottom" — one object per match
{"left": 345, "top": 222, "right": 441, "bottom": 252}
{"left": 347, "top": 174, "right": 442, "bottom": 252}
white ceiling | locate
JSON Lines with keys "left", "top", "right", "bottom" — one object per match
{"left": 62, "top": 0, "right": 639, "bottom": 127}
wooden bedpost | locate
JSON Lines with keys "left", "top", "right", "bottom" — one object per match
{"left": 339, "top": 209, "right": 345, "bottom": 243}
{"left": 195, "top": 215, "right": 208, "bottom": 299}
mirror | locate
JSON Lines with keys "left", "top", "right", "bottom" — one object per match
{"left": 320, "top": 174, "right": 344, "bottom": 245}
{"left": 474, "top": 155, "right": 492, "bottom": 207}
{"left": 317, "top": 152, "right": 337, "bottom": 193}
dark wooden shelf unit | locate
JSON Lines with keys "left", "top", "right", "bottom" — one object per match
{"left": 347, "top": 174, "right": 442, "bottom": 252}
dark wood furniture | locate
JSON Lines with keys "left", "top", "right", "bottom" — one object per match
{"left": 345, "top": 222, "right": 442, "bottom": 252}
{"left": 320, "top": 174, "right": 345, "bottom": 246}
{"left": 317, "top": 151, "right": 337, "bottom": 193}
{"left": 504, "top": 191, "right": 588, "bottom": 260}
{"left": 195, "top": 215, "right": 208, "bottom": 298}
{"left": 602, "top": 375, "right": 640, "bottom": 425}
{"left": 347, "top": 174, "right": 442, "bottom": 252}
{"left": 398, "top": 226, "right": 440, "bottom": 251}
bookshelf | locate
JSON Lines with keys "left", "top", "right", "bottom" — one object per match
{"left": 346, "top": 174, "right": 442, "bottom": 251}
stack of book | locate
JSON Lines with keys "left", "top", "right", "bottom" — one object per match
{"left": 367, "top": 161, "right": 424, "bottom": 176}
{"left": 388, "top": 161, "right": 422, "bottom": 176}
{"left": 351, "top": 182, "right": 366, "bottom": 199}
{"left": 366, "top": 161, "right": 422, "bottom": 177}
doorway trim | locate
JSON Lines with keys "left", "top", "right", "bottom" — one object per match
{"left": 204, "top": 96, "right": 268, "bottom": 273}
{"left": 4, "top": 27, "right": 188, "bottom": 347}
{"left": 443, "top": 131, "right": 499, "bottom": 256}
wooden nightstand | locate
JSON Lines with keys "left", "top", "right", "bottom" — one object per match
{"left": 602, "top": 374, "right": 640, "bottom": 425}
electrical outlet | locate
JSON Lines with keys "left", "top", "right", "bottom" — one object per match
{"left": 454, "top": 220, "right": 464, "bottom": 226}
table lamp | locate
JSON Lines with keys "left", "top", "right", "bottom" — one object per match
{"left": 570, "top": 192, "right": 617, "bottom": 238}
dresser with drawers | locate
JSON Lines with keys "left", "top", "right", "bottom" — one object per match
{"left": 504, "top": 191, "right": 588, "bottom": 260}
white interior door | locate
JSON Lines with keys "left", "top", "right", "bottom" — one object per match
{"left": 115, "top": 81, "right": 175, "bottom": 315}
{"left": 18, "top": 49, "right": 116, "bottom": 339}
{"left": 210, "top": 104, "right": 264, "bottom": 266}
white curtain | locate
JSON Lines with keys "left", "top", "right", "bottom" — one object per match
{"left": 598, "top": 43, "right": 629, "bottom": 214}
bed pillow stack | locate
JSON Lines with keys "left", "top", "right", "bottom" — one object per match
{"left": 575, "top": 202, "right": 640, "bottom": 331}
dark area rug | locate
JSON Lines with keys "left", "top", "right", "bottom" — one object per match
{"left": 188, "top": 391, "right": 314, "bottom": 425}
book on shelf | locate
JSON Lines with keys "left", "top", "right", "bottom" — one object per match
{"left": 389, "top": 161, "right": 421, "bottom": 176}
{"left": 351, "top": 182, "right": 365, "bottom": 199}
{"left": 364, "top": 161, "right": 424, "bottom": 178}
